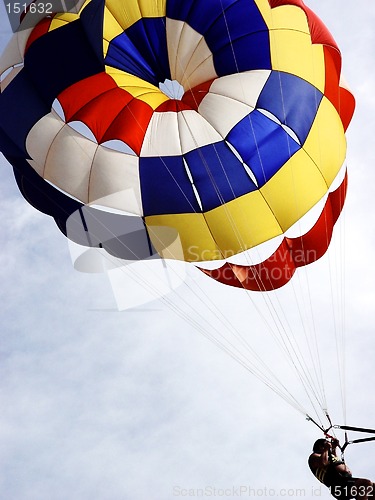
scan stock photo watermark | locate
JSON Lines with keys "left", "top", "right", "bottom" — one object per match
{"left": 172, "top": 484, "right": 324, "bottom": 497}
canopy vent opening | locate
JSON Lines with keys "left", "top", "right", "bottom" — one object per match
{"left": 159, "top": 79, "right": 184, "bottom": 100}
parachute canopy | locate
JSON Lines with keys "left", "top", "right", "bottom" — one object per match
{"left": 0, "top": 0, "right": 355, "bottom": 290}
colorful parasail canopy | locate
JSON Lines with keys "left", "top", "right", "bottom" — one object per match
{"left": 0, "top": 0, "right": 355, "bottom": 291}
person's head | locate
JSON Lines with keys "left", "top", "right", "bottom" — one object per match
{"left": 313, "top": 438, "right": 329, "bottom": 453}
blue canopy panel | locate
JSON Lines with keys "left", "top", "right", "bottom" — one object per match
{"left": 139, "top": 142, "right": 258, "bottom": 217}
{"left": 256, "top": 71, "right": 323, "bottom": 145}
{"left": 105, "top": 0, "right": 271, "bottom": 87}
{"left": 185, "top": 142, "right": 257, "bottom": 212}
{"left": 166, "top": 0, "right": 272, "bottom": 75}
{"left": 0, "top": 72, "right": 50, "bottom": 156}
{"left": 226, "top": 110, "right": 301, "bottom": 187}
{"left": 105, "top": 18, "right": 171, "bottom": 87}
{"left": 139, "top": 155, "right": 201, "bottom": 216}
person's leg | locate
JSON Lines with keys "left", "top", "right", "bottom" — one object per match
{"left": 353, "top": 478, "right": 374, "bottom": 500}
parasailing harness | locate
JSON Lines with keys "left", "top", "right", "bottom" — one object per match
{"left": 307, "top": 412, "right": 375, "bottom": 462}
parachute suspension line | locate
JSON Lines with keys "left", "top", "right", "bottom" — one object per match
{"left": 145, "top": 219, "right": 314, "bottom": 414}
{"left": 267, "top": 18, "right": 348, "bottom": 427}
{"left": 337, "top": 87, "right": 348, "bottom": 426}
{"left": 137, "top": 236, "right": 319, "bottom": 415}
{"left": 176, "top": 105, "right": 327, "bottom": 423}
{"left": 158, "top": 3, "right": 335, "bottom": 425}
{"left": 306, "top": 414, "right": 328, "bottom": 434}
{"left": 186, "top": 154, "right": 328, "bottom": 416}
{"left": 325, "top": 205, "right": 347, "bottom": 424}
{"left": 324, "top": 164, "right": 347, "bottom": 424}
{"left": 175, "top": 268, "right": 315, "bottom": 415}
{"left": 120, "top": 260, "right": 310, "bottom": 414}
{"left": 85, "top": 142, "right": 327, "bottom": 422}
{"left": 98, "top": 10, "right": 310, "bottom": 415}
{"left": 274, "top": 67, "right": 325, "bottom": 406}
{"left": 90, "top": 0, "right": 341, "bottom": 426}
{"left": 242, "top": 284, "right": 328, "bottom": 427}
{"left": 302, "top": 47, "right": 333, "bottom": 414}
{"left": 340, "top": 203, "right": 347, "bottom": 424}
{"left": 72, "top": 195, "right": 312, "bottom": 415}
{"left": 101, "top": 13, "right": 297, "bottom": 416}
{"left": 209, "top": 4, "right": 332, "bottom": 422}
{"left": 265, "top": 10, "right": 329, "bottom": 422}
{"left": 306, "top": 412, "right": 340, "bottom": 446}
{"left": 288, "top": 277, "right": 327, "bottom": 410}
{"left": 100, "top": 23, "right": 281, "bottom": 408}
{"left": 309, "top": 32, "right": 347, "bottom": 426}
{"left": 264, "top": 27, "right": 346, "bottom": 424}
{"left": 273, "top": 68, "right": 329, "bottom": 416}
{"left": 118, "top": 1, "right": 338, "bottom": 430}
{"left": 10, "top": 128, "right": 268, "bottom": 403}
{"left": 0, "top": 0, "right": 354, "bottom": 434}
{"left": 214, "top": 9, "right": 330, "bottom": 419}
{"left": 41, "top": 100, "right": 287, "bottom": 405}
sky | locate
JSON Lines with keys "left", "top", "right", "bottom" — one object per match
{"left": 1, "top": 1, "right": 375, "bottom": 499}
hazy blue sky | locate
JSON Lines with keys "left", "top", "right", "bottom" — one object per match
{"left": 1, "top": 2, "right": 375, "bottom": 499}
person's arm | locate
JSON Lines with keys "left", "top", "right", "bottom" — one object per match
{"left": 309, "top": 441, "right": 331, "bottom": 468}
{"left": 331, "top": 438, "right": 340, "bottom": 458}
{"left": 320, "top": 441, "right": 331, "bottom": 466}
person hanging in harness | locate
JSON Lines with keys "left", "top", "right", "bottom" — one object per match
{"left": 309, "top": 438, "right": 374, "bottom": 499}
